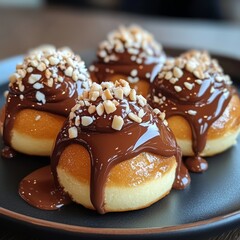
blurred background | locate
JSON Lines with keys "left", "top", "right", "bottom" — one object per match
{"left": 0, "top": 0, "right": 239, "bottom": 60}
{"left": 0, "top": 0, "right": 239, "bottom": 22}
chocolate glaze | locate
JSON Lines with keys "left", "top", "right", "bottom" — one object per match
{"left": 185, "top": 156, "right": 208, "bottom": 172}
{"left": 91, "top": 25, "right": 165, "bottom": 87}
{"left": 52, "top": 96, "right": 190, "bottom": 214}
{"left": 19, "top": 165, "right": 71, "bottom": 210}
{"left": 149, "top": 70, "right": 233, "bottom": 172}
{"left": 2, "top": 69, "right": 86, "bottom": 157}
{"left": 91, "top": 51, "right": 165, "bottom": 85}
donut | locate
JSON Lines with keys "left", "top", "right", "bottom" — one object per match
{"left": 89, "top": 25, "right": 166, "bottom": 98}
{"left": 149, "top": 50, "right": 240, "bottom": 172}
{"left": 2, "top": 46, "right": 91, "bottom": 157}
{"left": 51, "top": 80, "right": 190, "bottom": 214}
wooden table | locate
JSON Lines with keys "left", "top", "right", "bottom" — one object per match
{"left": 0, "top": 7, "right": 240, "bottom": 60}
{"left": 0, "top": 7, "right": 240, "bottom": 240}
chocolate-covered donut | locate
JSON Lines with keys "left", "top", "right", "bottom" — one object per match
{"left": 52, "top": 80, "right": 190, "bottom": 213}
{"left": 2, "top": 46, "right": 91, "bottom": 157}
{"left": 149, "top": 50, "right": 240, "bottom": 172}
{"left": 89, "top": 25, "right": 166, "bottom": 97}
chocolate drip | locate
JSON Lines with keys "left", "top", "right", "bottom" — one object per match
{"left": 173, "top": 146, "right": 190, "bottom": 190}
{"left": 149, "top": 71, "right": 233, "bottom": 172}
{"left": 52, "top": 101, "right": 190, "bottom": 214}
{"left": 19, "top": 166, "right": 71, "bottom": 210}
{"left": 2, "top": 69, "right": 84, "bottom": 151}
{"left": 185, "top": 156, "right": 208, "bottom": 172}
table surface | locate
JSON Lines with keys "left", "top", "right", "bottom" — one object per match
{"left": 0, "top": 6, "right": 240, "bottom": 240}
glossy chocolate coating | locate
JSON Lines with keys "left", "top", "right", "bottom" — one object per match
{"left": 3, "top": 69, "right": 85, "bottom": 149}
{"left": 149, "top": 68, "right": 233, "bottom": 172}
{"left": 52, "top": 89, "right": 190, "bottom": 214}
{"left": 90, "top": 25, "right": 166, "bottom": 94}
{"left": 19, "top": 165, "right": 71, "bottom": 210}
{"left": 91, "top": 51, "right": 165, "bottom": 84}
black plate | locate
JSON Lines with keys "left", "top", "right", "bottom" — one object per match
{"left": 0, "top": 49, "right": 240, "bottom": 240}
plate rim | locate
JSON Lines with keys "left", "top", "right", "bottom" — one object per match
{"left": 1, "top": 207, "right": 240, "bottom": 236}
{"left": 0, "top": 52, "right": 240, "bottom": 238}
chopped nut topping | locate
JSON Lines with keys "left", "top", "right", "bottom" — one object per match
{"left": 112, "top": 115, "right": 124, "bottom": 131}
{"left": 169, "top": 78, "right": 178, "bottom": 84}
{"left": 75, "top": 115, "right": 80, "bottom": 126}
{"left": 173, "top": 67, "right": 183, "bottom": 78}
{"left": 184, "top": 82, "right": 194, "bottom": 90}
{"left": 97, "top": 25, "right": 163, "bottom": 65}
{"left": 128, "top": 112, "right": 142, "bottom": 123}
{"left": 17, "top": 69, "right": 26, "bottom": 78}
{"left": 158, "top": 50, "right": 231, "bottom": 87}
{"left": 88, "top": 105, "right": 96, "bottom": 114}
{"left": 165, "top": 71, "right": 173, "bottom": 80}
{"left": 35, "top": 91, "right": 46, "bottom": 104}
{"left": 113, "top": 87, "right": 124, "bottom": 100}
{"left": 47, "top": 78, "right": 54, "bottom": 87}
{"left": 49, "top": 56, "right": 60, "bottom": 65}
{"left": 19, "top": 84, "right": 25, "bottom": 92}
{"left": 65, "top": 66, "right": 74, "bottom": 77}
{"left": 153, "top": 108, "right": 161, "bottom": 115}
{"left": 153, "top": 96, "right": 160, "bottom": 103}
{"left": 188, "top": 110, "right": 197, "bottom": 116}
{"left": 159, "top": 112, "right": 166, "bottom": 121}
{"left": 130, "top": 69, "right": 138, "bottom": 77}
{"left": 91, "top": 82, "right": 102, "bottom": 91}
{"left": 33, "top": 82, "right": 44, "bottom": 90}
{"left": 129, "top": 89, "right": 137, "bottom": 101}
{"left": 174, "top": 86, "right": 182, "bottom": 92}
{"left": 9, "top": 73, "right": 19, "bottom": 84}
{"left": 155, "top": 49, "right": 232, "bottom": 109}
{"left": 45, "top": 69, "right": 51, "bottom": 79}
{"left": 195, "top": 79, "right": 203, "bottom": 85}
{"left": 28, "top": 74, "right": 42, "bottom": 84}
{"left": 186, "top": 61, "right": 197, "bottom": 72}
{"left": 158, "top": 72, "right": 165, "bottom": 79}
{"left": 89, "top": 91, "right": 100, "bottom": 101}
{"left": 9, "top": 46, "right": 91, "bottom": 104}
{"left": 101, "top": 81, "right": 114, "bottom": 89}
{"left": 81, "top": 116, "right": 93, "bottom": 126}
{"left": 103, "top": 88, "right": 113, "bottom": 100}
{"left": 153, "top": 108, "right": 166, "bottom": 122}
{"left": 215, "top": 76, "right": 224, "bottom": 82}
{"left": 71, "top": 103, "right": 81, "bottom": 112}
{"left": 27, "top": 67, "right": 33, "bottom": 73}
{"left": 69, "top": 80, "right": 150, "bottom": 131}
{"left": 103, "top": 100, "right": 117, "bottom": 114}
{"left": 137, "top": 95, "right": 147, "bottom": 107}
{"left": 112, "top": 99, "right": 119, "bottom": 106}
{"left": 96, "top": 103, "right": 104, "bottom": 116}
{"left": 193, "top": 70, "right": 203, "bottom": 79}
{"left": 37, "top": 62, "right": 46, "bottom": 72}
{"left": 68, "top": 126, "right": 78, "bottom": 138}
